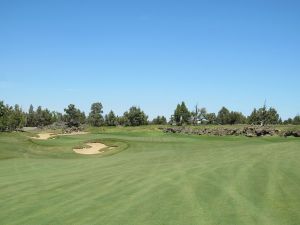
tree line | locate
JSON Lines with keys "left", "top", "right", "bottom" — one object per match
{"left": 170, "top": 102, "right": 290, "bottom": 126}
{"left": 0, "top": 101, "right": 148, "bottom": 131}
{"left": 0, "top": 100, "right": 299, "bottom": 131}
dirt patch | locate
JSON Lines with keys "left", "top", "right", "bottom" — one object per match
{"left": 73, "top": 143, "right": 110, "bottom": 155}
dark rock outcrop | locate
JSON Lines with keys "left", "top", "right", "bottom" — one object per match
{"left": 283, "top": 130, "right": 300, "bottom": 137}
{"left": 161, "top": 126, "right": 298, "bottom": 138}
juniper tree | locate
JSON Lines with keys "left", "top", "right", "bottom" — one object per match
{"left": 88, "top": 102, "right": 104, "bottom": 127}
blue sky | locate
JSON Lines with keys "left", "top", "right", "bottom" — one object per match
{"left": 0, "top": 0, "right": 299, "bottom": 119}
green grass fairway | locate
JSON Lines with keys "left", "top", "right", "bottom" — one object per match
{"left": 1, "top": 127, "right": 300, "bottom": 225}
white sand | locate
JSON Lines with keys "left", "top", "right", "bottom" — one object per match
{"left": 73, "top": 143, "right": 109, "bottom": 155}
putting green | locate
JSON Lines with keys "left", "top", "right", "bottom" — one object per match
{"left": 0, "top": 127, "right": 300, "bottom": 225}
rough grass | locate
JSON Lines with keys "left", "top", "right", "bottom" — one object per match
{"left": 0, "top": 127, "right": 300, "bottom": 225}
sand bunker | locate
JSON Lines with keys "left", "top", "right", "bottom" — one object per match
{"left": 32, "top": 132, "right": 88, "bottom": 140}
{"left": 32, "top": 133, "right": 56, "bottom": 140}
{"left": 73, "top": 143, "right": 109, "bottom": 155}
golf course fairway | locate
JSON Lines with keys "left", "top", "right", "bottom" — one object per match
{"left": 0, "top": 127, "right": 300, "bottom": 225}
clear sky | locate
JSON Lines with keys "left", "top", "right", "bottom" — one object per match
{"left": 0, "top": 0, "right": 299, "bottom": 119}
